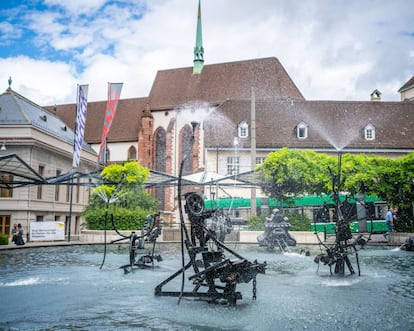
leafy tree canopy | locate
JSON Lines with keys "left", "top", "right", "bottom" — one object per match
{"left": 84, "top": 161, "right": 159, "bottom": 230}
{"left": 257, "top": 148, "right": 414, "bottom": 214}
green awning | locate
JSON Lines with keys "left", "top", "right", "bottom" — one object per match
{"left": 205, "top": 194, "right": 383, "bottom": 209}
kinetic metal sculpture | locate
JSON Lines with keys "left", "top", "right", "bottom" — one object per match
{"left": 314, "top": 152, "right": 362, "bottom": 276}
{"left": 155, "top": 192, "right": 266, "bottom": 304}
{"left": 100, "top": 210, "right": 163, "bottom": 273}
{"left": 401, "top": 237, "right": 414, "bottom": 251}
{"left": 257, "top": 208, "right": 296, "bottom": 252}
{"left": 155, "top": 122, "right": 266, "bottom": 305}
{"left": 112, "top": 213, "right": 163, "bottom": 273}
{"left": 96, "top": 171, "right": 163, "bottom": 273}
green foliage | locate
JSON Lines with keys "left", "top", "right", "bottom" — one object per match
{"left": 101, "top": 162, "right": 149, "bottom": 185}
{"left": 394, "top": 216, "right": 414, "bottom": 233}
{"left": 257, "top": 149, "right": 414, "bottom": 232}
{"left": 247, "top": 215, "right": 266, "bottom": 231}
{"left": 0, "top": 233, "right": 9, "bottom": 245}
{"left": 96, "top": 161, "right": 150, "bottom": 203}
{"left": 84, "top": 161, "right": 159, "bottom": 230}
{"left": 284, "top": 210, "right": 311, "bottom": 231}
{"left": 84, "top": 207, "right": 150, "bottom": 230}
{"left": 257, "top": 148, "right": 333, "bottom": 200}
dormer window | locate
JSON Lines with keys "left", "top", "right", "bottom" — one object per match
{"left": 364, "top": 124, "right": 375, "bottom": 140}
{"left": 238, "top": 121, "right": 248, "bottom": 139}
{"left": 370, "top": 89, "right": 382, "bottom": 102}
{"left": 296, "top": 122, "right": 308, "bottom": 139}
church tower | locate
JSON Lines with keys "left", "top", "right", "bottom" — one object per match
{"left": 193, "top": 0, "right": 204, "bottom": 74}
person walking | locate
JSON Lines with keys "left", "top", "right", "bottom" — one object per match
{"left": 384, "top": 207, "right": 394, "bottom": 240}
{"left": 15, "top": 223, "right": 25, "bottom": 245}
{"left": 11, "top": 223, "right": 18, "bottom": 244}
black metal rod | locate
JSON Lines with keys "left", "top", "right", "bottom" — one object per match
{"left": 177, "top": 123, "right": 198, "bottom": 304}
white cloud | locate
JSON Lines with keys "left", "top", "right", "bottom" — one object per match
{"left": 43, "top": 0, "right": 107, "bottom": 15}
{"left": 0, "top": 21, "right": 22, "bottom": 43}
{"left": 0, "top": 56, "right": 77, "bottom": 105}
{"left": 0, "top": 0, "right": 413, "bottom": 105}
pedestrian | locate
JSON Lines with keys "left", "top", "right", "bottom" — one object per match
{"left": 11, "top": 223, "right": 18, "bottom": 243}
{"left": 316, "top": 202, "right": 330, "bottom": 223}
{"left": 11, "top": 223, "right": 18, "bottom": 244}
{"left": 15, "top": 223, "right": 25, "bottom": 245}
{"left": 384, "top": 207, "right": 394, "bottom": 240}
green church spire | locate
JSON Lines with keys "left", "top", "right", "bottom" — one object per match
{"left": 193, "top": 0, "right": 204, "bottom": 74}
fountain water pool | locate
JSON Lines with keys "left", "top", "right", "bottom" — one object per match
{"left": 0, "top": 244, "right": 413, "bottom": 330}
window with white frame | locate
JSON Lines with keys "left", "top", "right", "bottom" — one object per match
{"left": 256, "top": 156, "right": 266, "bottom": 165}
{"left": 227, "top": 156, "right": 240, "bottom": 175}
{"left": 296, "top": 122, "right": 308, "bottom": 139}
{"left": 238, "top": 121, "right": 249, "bottom": 138}
{"left": 364, "top": 124, "right": 375, "bottom": 140}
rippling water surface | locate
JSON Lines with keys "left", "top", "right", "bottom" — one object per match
{"left": 0, "top": 244, "right": 413, "bottom": 331}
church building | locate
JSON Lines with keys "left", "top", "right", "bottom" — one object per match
{"left": 49, "top": 0, "right": 414, "bottom": 222}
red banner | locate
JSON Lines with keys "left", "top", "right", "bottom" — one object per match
{"left": 98, "top": 82, "right": 123, "bottom": 163}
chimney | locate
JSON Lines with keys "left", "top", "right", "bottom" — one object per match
{"left": 370, "top": 89, "right": 381, "bottom": 102}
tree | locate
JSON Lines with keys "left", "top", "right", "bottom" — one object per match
{"left": 257, "top": 148, "right": 333, "bottom": 203}
{"left": 370, "top": 153, "right": 414, "bottom": 232}
{"left": 257, "top": 148, "right": 414, "bottom": 232}
{"left": 84, "top": 161, "right": 160, "bottom": 230}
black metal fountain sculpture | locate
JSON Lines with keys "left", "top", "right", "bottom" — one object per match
{"left": 155, "top": 122, "right": 266, "bottom": 305}
{"left": 257, "top": 208, "right": 296, "bottom": 252}
{"left": 401, "top": 236, "right": 414, "bottom": 251}
{"left": 113, "top": 213, "right": 163, "bottom": 273}
{"left": 100, "top": 212, "right": 163, "bottom": 273}
{"left": 313, "top": 152, "right": 362, "bottom": 276}
{"left": 97, "top": 179, "right": 163, "bottom": 273}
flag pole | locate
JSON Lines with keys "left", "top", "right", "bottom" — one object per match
{"left": 67, "top": 84, "right": 79, "bottom": 242}
{"left": 68, "top": 84, "right": 88, "bottom": 242}
{"left": 68, "top": 168, "right": 74, "bottom": 242}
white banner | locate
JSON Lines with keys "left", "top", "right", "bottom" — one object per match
{"left": 30, "top": 222, "right": 65, "bottom": 241}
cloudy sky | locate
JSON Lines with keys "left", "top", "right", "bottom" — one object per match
{"left": 0, "top": 0, "right": 413, "bottom": 106}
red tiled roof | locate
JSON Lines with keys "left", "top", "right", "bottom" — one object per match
{"left": 148, "top": 57, "right": 304, "bottom": 109}
{"left": 45, "top": 97, "right": 149, "bottom": 144}
{"left": 205, "top": 99, "right": 414, "bottom": 151}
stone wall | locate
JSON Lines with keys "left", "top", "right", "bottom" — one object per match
{"left": 80, "top": 229, "right": 411, "bottom": 245}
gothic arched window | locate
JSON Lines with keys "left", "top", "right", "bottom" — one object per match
{"left": 154, "top": 128, "right": 166, "bottom": 209}
{"left": 180, "top": 125, "right": 193, "bottom": 176}
{"left": 155, "top": 128, "right": 166, "bottom": 172}
{"left": 127, "top": 146, "right": 137, "bottom": 160}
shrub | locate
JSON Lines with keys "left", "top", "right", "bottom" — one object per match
{"left": 247, "top": 215, "right": 266, "bottom": 231}
{"left": 84, "top": 207, "right": 151, "bottom": 230}
{"left": 394, "top": 216, "right": 414, "bottom": 233}
{"left": 0, "top": 233, "right": 9, "bottom": 245}
{"left": 285, "top": 210, "right": 311, "bottom": 231}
